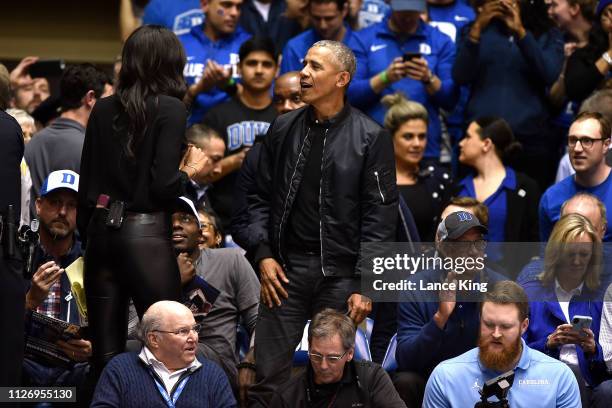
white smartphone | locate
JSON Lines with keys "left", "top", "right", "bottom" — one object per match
{"left": 571, "top": 315, "right": 593, "bottom": 337}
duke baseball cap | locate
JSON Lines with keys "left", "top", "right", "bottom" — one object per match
{"left": 438, "top": 211, "right": 488, "bottom": 242}
{"left": 390, "top": 0, "right": 427, "bottom": 12}
{"left": 40, "top": 170, "right": 79, "bottom": 197}
{"left": 175, "top": 196, "right": 201, "bottom": 228}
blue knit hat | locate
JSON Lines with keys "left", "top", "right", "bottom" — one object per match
{"left": 597, "top": 0, "right": 612, "bottom": 16}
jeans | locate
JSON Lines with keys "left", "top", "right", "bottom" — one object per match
{"left": 248, "top": 250, "right": 358, "bottom": 407}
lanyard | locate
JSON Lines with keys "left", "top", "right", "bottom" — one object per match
{"left": 150, "top": 372, "right": 191, "bottom": 408}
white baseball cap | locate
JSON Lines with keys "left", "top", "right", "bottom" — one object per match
{"left": 40, "top": 170, "right": 79, "bottom": 197}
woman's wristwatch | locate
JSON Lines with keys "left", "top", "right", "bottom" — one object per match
{"left": 603, "top": 52, "right": 612, "bottom": 67}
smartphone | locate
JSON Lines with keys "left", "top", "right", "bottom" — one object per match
{"left": 28, "top": 59, "right": 65, "bottom": 78}
{"left": 403, "top": 52, "right": 422, "bottom": 62}
{"left": 571, "top": 315, "right": 592, "bottom": 337}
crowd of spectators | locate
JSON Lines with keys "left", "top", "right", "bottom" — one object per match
{"left": 2, "top": 0, "right": 612, "bottom": 406}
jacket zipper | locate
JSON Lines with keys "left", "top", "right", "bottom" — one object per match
{"left": 278, "top": 128, "right": 311, "bottom": 266}
{"left": 374, "top": 171, "right": 385, "bottom": 203}
{"left": 319, "top": 128, "right": 329, "bottom": 276}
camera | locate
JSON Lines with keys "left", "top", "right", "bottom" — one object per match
{"left": 475, "top": 370, "right": 515, "bottom": 408}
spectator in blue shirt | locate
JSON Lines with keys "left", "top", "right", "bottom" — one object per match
{"left": 348, "top": 0, "right": 391, "bottom": 30}
{"left": 454, "top": 116, "right": 540, "bottom": 275}
{"left": 453, "top": 0, "right": 564, "bottom": 189}
{"left": 348, "top": 0, "right": 458, "bottom": 162}
{"left": 428, "top": 0, "right": 475, "bottom": 43}
{"left": 522, "top": 213, "right": 608, "bottom": 407}
{"left": 280, "top": 0, "right": 356, "bottom": 74}
{"left": 395, "top": 205, "right": 505, "bottom": 407}
{"left": 540, "top": 112, "right": 612, "bottom": 242}
{"left": 144, "top": 0, "right": 205, "bottom": 35}
{"left": 180, "top": 0, "right": 251, "bottom": 124}
{"left": 423, "top": 281, "right": 581, "bottom": 408}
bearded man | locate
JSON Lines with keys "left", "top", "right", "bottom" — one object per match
{"left": 423, "top": 281, "right": 581, "bottom": 408}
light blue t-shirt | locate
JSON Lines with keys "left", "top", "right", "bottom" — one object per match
{"left": 423, "top": 339, "right": 581, "bottom": 408}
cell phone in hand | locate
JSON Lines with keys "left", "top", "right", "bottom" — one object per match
{"left": 28, "top": 59, "right": 65, "bottom": 78}
{"left": 403, "top": 52, "right": 422, "bottom": 62}
{"left": 571, "top": 315, "right": 592, "bottom": 337}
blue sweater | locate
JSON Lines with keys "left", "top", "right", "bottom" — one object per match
{"left": 91, "top": 352, "right": 236, "bottom": 408}
{"left": 521, "top": 280, "right": 607, "bottom": 386}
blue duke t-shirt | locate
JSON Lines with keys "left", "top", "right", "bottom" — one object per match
{"left": 143, "top": 0, "right": 204, "bottom": 35}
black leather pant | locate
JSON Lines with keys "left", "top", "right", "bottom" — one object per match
{"left": 84, "top": 209, "right": 181, "bottom": 377}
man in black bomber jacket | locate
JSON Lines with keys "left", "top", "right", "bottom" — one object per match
{"left": 247, "top": 40, "right": 399, "bottom": 407}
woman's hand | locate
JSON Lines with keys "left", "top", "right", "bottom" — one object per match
{"left": 180, "top": 144, "right": 209, "bottom": 179}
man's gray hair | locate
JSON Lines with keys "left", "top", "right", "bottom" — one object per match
{"left": 137, "top": 307, "right": 164, "bottom": 346}
{"left": 308, "top": 308, "right": 355, "bottom": 350}
{"left": 311, "top": 40, "right": 356, "bottom": 79}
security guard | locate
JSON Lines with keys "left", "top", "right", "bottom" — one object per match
{"left": 0, "top": 108, "right": 25, "bottom": 386}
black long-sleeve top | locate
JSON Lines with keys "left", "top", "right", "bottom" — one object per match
{"left": 565, "top": 40, "right": 608, "bottom": 103}
{"left": 77, "top": 94, "right": 189, "bottom": 240}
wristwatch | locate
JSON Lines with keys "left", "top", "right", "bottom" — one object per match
{"left": 603, "top": 52, "right": 612, "bottom": 67}
{"left": 423, "top": 71, "right": 435, "bottom": 85}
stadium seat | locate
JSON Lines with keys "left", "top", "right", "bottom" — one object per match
{"left": 381, "top": 333, "right": 398, "bottom": 372}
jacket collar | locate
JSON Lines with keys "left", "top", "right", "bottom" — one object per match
{"left": 306, "top": 101, "right": 351, "bottom": 128}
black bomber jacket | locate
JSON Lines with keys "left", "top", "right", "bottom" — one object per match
{"left": 248, "top": 103, "right": 398, "bottom": 277}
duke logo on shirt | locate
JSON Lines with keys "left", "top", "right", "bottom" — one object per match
{"left": 226, "top": 121, "right": 270, "bottom": 151}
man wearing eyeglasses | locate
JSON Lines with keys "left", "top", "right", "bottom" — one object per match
{"left": 92, "top": 300, "right": 236, "bottom": 407}
{"left": 540, "top": 111, "right": 612, "bottom": 242}
{"left": 395, "top": 207, "right": 506, "bottom": 407}
{"left": 268, "top": 309, "right": 406, "bottom": 407}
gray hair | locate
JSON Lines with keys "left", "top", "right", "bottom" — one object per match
{"left": 137, "top": 306, "right": 164, "bottom": 346}
{"left": 561, "top": 192, "right": 607, "bottom": 228}
{"left": 311, "top": 40, "right": 356, "bottom": 79}
{"left": 308, "top": 308, "right": 355, "bottom": 350}
{"left": 6, "top": 108, "right": 34, "bottom": 129}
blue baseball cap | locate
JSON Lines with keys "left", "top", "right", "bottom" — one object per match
{"left": 438, "top": 211, "right": 488, "bottom": 241}
{"left": 40, "top": 170, "right": 79, "bottom": 197}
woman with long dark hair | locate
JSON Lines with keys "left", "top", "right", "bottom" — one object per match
{"left": 77, "top": 25, "right": 208, "bottom": 375}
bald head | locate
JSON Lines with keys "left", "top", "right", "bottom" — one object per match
{"left": 273, "top": 71, "right": 305, "bottom": 115}
{"left": 561, "top": 193, "right": 607, "bottom": 240}
{"left": 140, "top": 301, "right": 192, "bottom": 343}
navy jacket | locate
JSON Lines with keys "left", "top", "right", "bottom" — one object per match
{"left": 522, "top": 279, "right": 607, "bottom": 386}
{"left": 396, "top": 267, "right": 505, "bottom": 375}
{"left": 453, "top": 22, "right": 563, "bottom": 148}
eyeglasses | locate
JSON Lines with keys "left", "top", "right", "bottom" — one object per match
{"left": 568, "top": 136, "right": 605, "bottom": 149}
{"left": 200, "top": 222, "right": 216, "bottom": 231}
{"left": 153, "top": 323, "right": 201, "bottom": 337}
{"left": 308, "top": 349, "right": 349, "bottom": 363}
{"left": 448, "top": 239, "right": 487, "bottom": 252}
